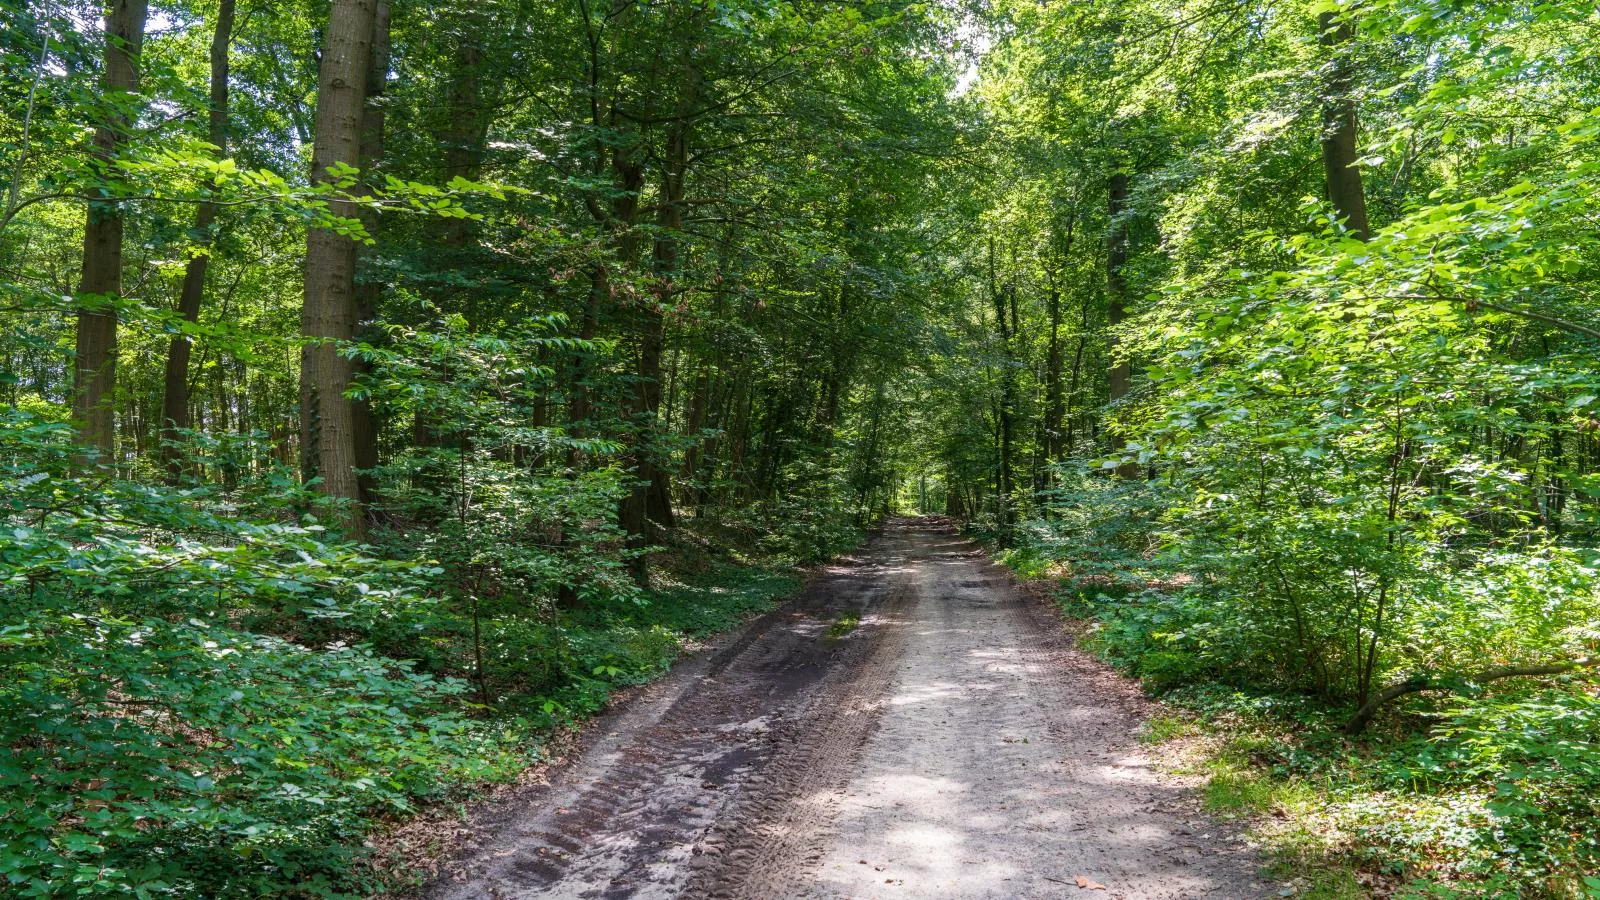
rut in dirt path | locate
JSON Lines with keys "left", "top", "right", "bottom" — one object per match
{"left": 424, "top": 520, "right": 1276, "bottom": 900}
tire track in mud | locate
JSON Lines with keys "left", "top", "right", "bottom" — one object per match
{"left": 424, "top": 531, "right": 917, "bottom": 900}
{"left": 679, "top": 576, "right": 917, "bottom": 899}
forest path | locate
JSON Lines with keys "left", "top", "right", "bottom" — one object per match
{"left": 425, "top": 520, "right": 1273, "bottom": 900}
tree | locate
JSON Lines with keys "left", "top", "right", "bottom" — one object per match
{"left": 160, "top": 0, "right": 236, "bottom": 478}
{"left": 300, "top": 0, "right": 379, "bottom": 534}
{"left": 1317, "top": 8, "right": 1369, "bottom": 239}
{"left": 73, "top": 0, "right": 149, "bottom": 457}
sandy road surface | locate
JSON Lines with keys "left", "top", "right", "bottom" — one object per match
{"left": 425, "top": 520, "right": 1273, "bottom": 899}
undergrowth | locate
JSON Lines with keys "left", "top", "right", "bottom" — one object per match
{"left": 983, "top": 466, "right": 1600, "bottom": 899}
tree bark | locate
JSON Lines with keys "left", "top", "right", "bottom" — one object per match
{"left": 160, "top": 0, "right": 234, "bottom": 480}
{"left": 351, "top": 0, "right": 390, "bottom": 503}
{"left": 435, "top": 30, "right": 491, "bottom": 249}
{"left": 73, "top": 0, "right": 149, "bottom": 458}
{"left": 1042, "top": 287, "right": 1063, "bottom": 465}
{"left": 1318, "top": 11, "right": 1369, "bottom": 240}
{"left": 1106, "top": 172, "right": 1130, "bottom": 404}
{"left": 988, "top": 236, "right": 1016, "bottom": 531}
{"left": 679, "top": 366, "right": 711, "bottom": 502}
{"left": 300, "top": 0, "right": 377, "bottom": 537}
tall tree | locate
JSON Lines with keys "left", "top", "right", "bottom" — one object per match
{"left": 1317, "top": 9, "right": 1369, "bottom": 239}
{"left": 72, "top": 0, "right": 149, "bottom": 456}
{"left": 300, "top": 0, "right": 379, "bottom": 534}
{"left": 989, "top": 235, "right": 1016, "bottom": 531}
{"left": 351, "top": 0, "right": 391, "bottom": 502}
{"left": 620, "top": 27, "right": 699, "bottom": 584}
{"left": 160, "top": 0, "right": 236, "bottom": 478}
{"left": 1104, "top": 166, "right": 1138, "bottom": 477}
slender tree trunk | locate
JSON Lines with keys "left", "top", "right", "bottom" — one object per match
{"left": 642, "top": 123, "right": 686, "bottom": 510}
{"left": 300, "top": 0, "right": 377, "bottom": 536}
{"left": 1318, "top": 11, "right": 1369, "bottom": 240}
{"left": 989, "top": 237, "right": 1015, "bottom": 531}
{"left": 679, "top": 367, "right": 711, "bottom": 502}
{"left": 620, "top": 51, "right": 697, "bottom": 584}
{"left": 812, "top": 285, "right": 853, "bottom": 464}
{"left": 1106, "top": 172, "right": 1131, "bottom": 405}
{"left": 1105, "top": 170, "right": 1139, "bottom": 477}
{"left": 436, "top": 31, "right": 491, "bottom": 249}
{"left": 567, "top": 266, "right": 603, "bottom": 462}
{"left": 73, "top": 0, "right": 149, "bottom": 458}
{"left": 1042, "top": 287, "right": 1062, "bottom": 464}
{"left": 160, "top": 0, "right": 234, "bottom": 480}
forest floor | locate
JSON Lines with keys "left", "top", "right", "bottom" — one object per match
{"left": 420, "top": 519, "right": 1281, "bottom": 899}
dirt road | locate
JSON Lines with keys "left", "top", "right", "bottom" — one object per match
{"left": 426, "top": 520, "right": 1273, "bottom": 899}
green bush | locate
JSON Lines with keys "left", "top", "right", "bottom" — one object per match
{"left": 0, "top": 410, "right": 527, "bottom": 897}
{"left": 0, "top": 400, "right": 818, "bottom": 896}
{"left": 0, "top": 614, "right": 517, "bottom": 898}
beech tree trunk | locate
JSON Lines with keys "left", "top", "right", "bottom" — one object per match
{"left": 160, "top": 0, "right": 234, "bottom": 480}
{"left": 300, "top": 0, "right": 377, "bottom": 536}
{"left": 1318, "top": 11, "right": 1369, "bottom": 240}
{"left": 351, "top": 0, "right": 390, "bottom": 503}
{"left": 435, "top": 30, "right": 492, "bottom": 250}
{"left": 1042, "top": 287, "right": 1062, "bottom": 466}
{"left": 73, "top": 0, "right": 149, "bottom": 458}
{"left": 1106, "top": 171, "right": 1131, "bottom": 405}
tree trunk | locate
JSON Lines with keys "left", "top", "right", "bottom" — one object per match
{"left": 300, "top": 0, "right": 377, "bottom": 537}
{"left": 1106, "top": 172, "right": 1130, "bottom": 405}
{"left": 436, "top": 31, "right": 492, "bottom": 249}
{"left": 679, "top": 366, "right": 711, "bottom": 504}
{"left": 620, "top": 53, "right": 697, "bottom": 585}
{"left": 1105, "top": 170, "right": 1138, "bottom": 477}
{"left": 351, "top": 0, "right": 390, "bottom": 503}
{"left": 160, "top": 0, "right": 234, "bottom": 480}
{"left": 1042, "top": 287, "right": 1062, "bottom": 465}
{"left": 73, "top": 0, "right": 149, "bottom": 458}
{"left": 1318, "top": 11, "right": 1369, "bottom": 240}
{"left": 989, "top": 236, "right": 1016, "bottom": 531}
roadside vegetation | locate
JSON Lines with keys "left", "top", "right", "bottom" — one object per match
{"left": 991, "top": 470, "right": 1600, "bottom": 898}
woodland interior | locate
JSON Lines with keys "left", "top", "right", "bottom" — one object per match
{"left": 3, "top": 0, "right": 1600, "bottom": 896}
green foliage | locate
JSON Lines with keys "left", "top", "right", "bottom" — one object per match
{"left": 0, "top": 410, "right": 524, "bottom": 897}
{"left": 0, "top": 402, "right": 814, "bottom": 895}
{"left": 10, "top": 0, "right": 1600, "bottom": 890}
{"left": 0, "top": 615, "right": 515, "bottom": 899}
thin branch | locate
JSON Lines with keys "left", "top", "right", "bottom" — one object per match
{"left": 1344, "top": 657, "right": 1600, "bottom": 734}
{"left": 5, "top": 33, "right": 51, "bottom": 219}
{"left": 1379, "top": 293, "right": 1600, "bottom": 342}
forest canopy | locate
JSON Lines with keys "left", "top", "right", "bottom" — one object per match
{"left": 3, "top": 0, "right": 1600, "bottom": 894}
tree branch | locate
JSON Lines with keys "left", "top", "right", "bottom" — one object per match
{"left": 1343, "top": 657, "right": 1599, "bottom": 735}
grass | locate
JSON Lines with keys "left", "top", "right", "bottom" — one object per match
{"left": 983, "top": 525, "right": 1600, "bottom": 897}
{"left": 826, "top": 613, "right": 861, "bottom": 639}
{"left": 625, "top": 560, "right": 801, "bottom": 638}
{"left": 1137, "top": 718, "right": 1372, "bottom": 897}
{"left": 1138, "top": 713, "right": 1199, "bottom": 744}
{"left": 1113, "top": 683, "right": 1600, "bottom": 899}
